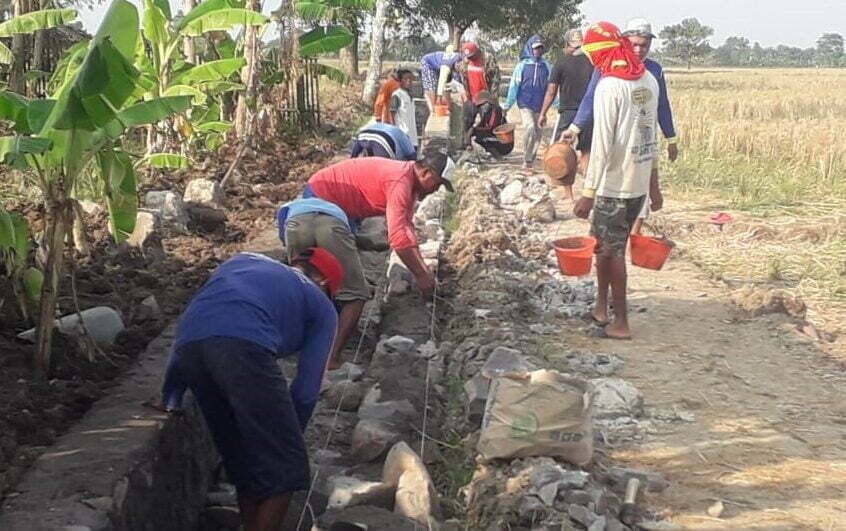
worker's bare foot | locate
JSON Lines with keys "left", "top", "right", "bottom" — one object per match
{"left": 604, "top": 320, "right": 632, "bottom": 340}
{"left": 591, "top": 305, "right": 609, "bottom": 326}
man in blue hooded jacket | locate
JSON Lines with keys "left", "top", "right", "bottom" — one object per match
{"left": 503, "top": 35, "right": 554, "bottom": 174}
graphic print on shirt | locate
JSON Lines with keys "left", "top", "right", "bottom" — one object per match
{"left": 631, "top": 87, "right": 658, "bottom": 163}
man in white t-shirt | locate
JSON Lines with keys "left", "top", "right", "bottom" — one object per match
{"left": 390, "top": 70, "right": 419, "bottom": 148}
{"left": 572, "top": 21, "right": 664, "bottom": 340}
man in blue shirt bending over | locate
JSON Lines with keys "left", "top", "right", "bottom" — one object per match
{"left": 562, "top": 18, "right": 680, "bottom": 163}
{"left": 350, "top": 121, "right": 418, "bottom": 161}
{"left": 160, "top": 249, "right": 343, "bottom": 531}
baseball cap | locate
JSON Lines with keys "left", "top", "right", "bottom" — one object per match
{"left": 531, "top": 40, "right": 545, "bottom": 49}
{"left": 564, "top": 29, "right": 584, "bottom": 47}
{"left": 298, "top": 247, "right": 344, "bottom": 297}
{"left": 623, "top": 18, "right": 656, "bottom": 38}
{"left": 420, "top": 150, "right": 455, "bottom": 192}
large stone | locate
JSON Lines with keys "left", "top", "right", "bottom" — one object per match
{"left": 382, "top": 441, "right": 426, "bottom": 488}
{"left": 419, "top": 240, "right": 441, "bottom": 260}
{"left": 183, "top": 178, "right": 222, "bottom": 208}
{"left": 127, "top": 210, "right": 159, "bottom": 248}
{"left": 324, "top": 380, "right": 367, "bottom": 412}
{"left": 134, "top": 295, "right": 161, "bottom": 323}
{"left": 395, "top": 468, "right": 440, "bottom": 528}
{"left": 605, "top": 467, "right": 669, "bottom": 493}
{"left": 589, "top": 515, "right": 608, "bottom": 531}
{"left": 480, "top": 346, "right": 532, "bottom": 378}
{"left": 327, "top": 363, "right": 365, "bottom": 384}
{"left": 350, "top": 419, "right": 402, "bottom": 462}
{"left": 386, "top": 253, "right": 413, "bottom": 296}
{"left": 416, "top": 191, "right": 446, "bottom": 222}
{"left": 18, "top": 306, "right": 125, "bottom": 345}
{"left": 145, "top": 190, "right": 188, "bottom": 229}
{"left": 358, "top": 400, "right": 417, "bottom": 427}
{"left": 500, "top": 180, "right": 524, "bottom": 205}
{"left": 524, "top": 196, "right": 556, "bottom": 223}
{"left": 463, "top": 374, "right": 490, "bottom": 427}
{"left": 568, "top": 504, "right": 597, "bottom": 527}
{"left": 355, "top": 217, "right": 389, "bottom": 251}
{"left": 590, "top": 378, "right": 644, "bottom": 419}
{"left": 318, "top": 505, "right": 419, "bottom": 531}
{"left": 371, "top": 336, "right": 416, "bottom": 369}
{"left": 326, "top": 476, "right": 395, "bottom": 510}
{"left": 422, "top": 220, "right": 445, "bottom": 242}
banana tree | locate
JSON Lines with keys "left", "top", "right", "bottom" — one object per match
{"left": 0, "top": 205, "right": 42, "bottom": 321}
{"left": 0, "top": 0, "right": 192, "bottom": 376}
{"left": 138, "top": 0, "right": 268, "bottom": 157}
{"left": 293, "top": 0, "right": 375, "bottom": 82}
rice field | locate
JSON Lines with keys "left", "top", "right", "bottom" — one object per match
{"left": 658, "top": 68, "right": 846, "bottom": 339}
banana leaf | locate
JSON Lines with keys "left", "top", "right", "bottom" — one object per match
{"left": 181, "top": 8, "right": 267, "bottom": 37}
{"left": 0, "top": 9, "right": 78, "bottom": 38}
{"left": 299, "top": 25, "right": 353, "bottom": 56}
{"left": 172, "top": 57, "right": 245, "bottom": 84}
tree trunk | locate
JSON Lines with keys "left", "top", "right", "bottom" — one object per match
{"left": 448, "top": 22, "right": 466, "bottom": 50}
{"left": 235, "top": 0, "right": 262, "bottom": 138}
{"left": 30, "top": 0, "right": 45, "bottom": 96}
{"left": 9, "top": 0, "right": 28, "bottom": 94}
{"left": 35, "top": 200, "right": 70, "bottom": 378}
{"left": 339, "top": 23, "right": 359, "bottom": 78}
{"left": 183, "top": 0, "right": 197, "bottom": 63}
{"left": 361, "top": 0, "right": 389, "bottom": 104}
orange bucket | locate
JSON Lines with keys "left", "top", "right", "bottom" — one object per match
{"left": 630, "top": 233, "right": 674, "bottom": 270}
{"left": 493, "top": 124, "right": 515, "bottom": 144}
{"left": 552, "top": 237, "right": 596, "bottom": 276}
{"left": 434, "top": 103, "right": 449, "bottom": 116}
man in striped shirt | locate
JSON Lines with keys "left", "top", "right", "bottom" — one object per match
{"left": 350, "top": 121, "right": 418, "bottom": 161}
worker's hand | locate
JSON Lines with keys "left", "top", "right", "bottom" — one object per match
{"left": 650, "top": 188, "right": 664, "bottom": 212}
{"left": 573, "top": 197, "right": 595, "bottom": 219}
{"left": 667, "top": 143, "right": 679, "bottom": 162}
{"left": 560, "top": 129, "right": 577, "bottom": 145}
{"left": 538, "top": 114, "right": 548, "bottom": 127}
{"left": 416, "top": 270, "right": 436, "bottom": 299}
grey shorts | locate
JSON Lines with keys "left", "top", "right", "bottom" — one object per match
{"left": 285, "top": 213, "right": 372, "bottom": 301}
{"left": 590, "top": 196, "right": 646, "bottom": 257}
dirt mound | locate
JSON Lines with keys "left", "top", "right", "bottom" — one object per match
{"left": 731, "top": 285, "right": 807, "bottom": 319}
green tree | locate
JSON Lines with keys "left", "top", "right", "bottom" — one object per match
{"left": 401, "top": 0, "right": 583, "bottom": 49}
{"left": 659, "top": 17, "right": 714, "bottom": 69}
{"left": 0, "top": 0, "right": 193, "bottom": 375}
{"left": 816, "top": 33, "right": 844, "bottom": 67}
{"left": 713, "top": 36, "right": 751, "bottom": 67}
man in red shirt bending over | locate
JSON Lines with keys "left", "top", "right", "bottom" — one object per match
{"left": 281, "top": 151, "right": 455, "bottom": 368}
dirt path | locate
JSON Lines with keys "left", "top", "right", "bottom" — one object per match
{"left": 489, "top": 128, "right": 846, "bottom": 528}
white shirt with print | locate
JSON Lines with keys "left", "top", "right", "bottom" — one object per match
{"left": 584, "top": 73, "right": 660, "bottom": 199}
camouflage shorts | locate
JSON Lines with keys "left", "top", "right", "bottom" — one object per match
{"left": 590, "top": 196, "right": 646, "bottom": 257}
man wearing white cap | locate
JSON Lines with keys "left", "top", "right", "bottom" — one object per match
{"left": 563, "top": 18, "right": 678, "bottom": 164}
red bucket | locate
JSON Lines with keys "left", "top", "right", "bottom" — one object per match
{"left": 630, "top": 233, "right": 674, "bottom": 270}
{"left": 552, "top": 237, "right": 596, "bottom": 276}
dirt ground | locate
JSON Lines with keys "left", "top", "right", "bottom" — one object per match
{"left": 0, "top": 83, "right": 367, "bottom": 499}
{"left": 486, "top": 115, "right": 846, "bottom": 529}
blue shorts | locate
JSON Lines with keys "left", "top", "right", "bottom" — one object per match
{"left": 173, "top": 337, "right": 310, "bottom": 500}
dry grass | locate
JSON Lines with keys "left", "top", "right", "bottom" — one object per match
{"left": 658, "top": 69, "right": 846, "bottom": 335}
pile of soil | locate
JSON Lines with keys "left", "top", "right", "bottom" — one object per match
{"left": 0, "top": 84, "right": 365, "bottom": 497}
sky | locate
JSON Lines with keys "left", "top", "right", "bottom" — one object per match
{"left": 77, "top": 0, "right": 845, "bottom": 49}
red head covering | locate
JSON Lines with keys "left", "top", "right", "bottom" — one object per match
{"left": 582, "top": 21, "right": 645, "bottom": 81}
{"left": 304, "top": 247, "right": 344, "bottom": 297}
{"left": 462, "top": 42, "right": 480, "bottom": 58}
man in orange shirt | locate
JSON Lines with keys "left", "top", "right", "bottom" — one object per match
{"left": 373, "top": 70, "right": 400, "bottom": 123}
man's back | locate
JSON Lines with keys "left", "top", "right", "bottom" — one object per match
{"left": 587, "top": 73, "right": 660, "bottom": 198}
{"left": 552, "top": 53, "right": 594, "bottom": 110}
{"left": 175, "top": 253, "right": 333, "bottom": 355}
{"left": 308, "top": 158, "right": 415, "bottom": 220}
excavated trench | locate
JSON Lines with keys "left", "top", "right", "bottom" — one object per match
{"left": 0, "top": 118, "right": 676, "bottom": 531}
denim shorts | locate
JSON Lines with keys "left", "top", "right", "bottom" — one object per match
{"left": 174, "top": 337, "right": 310, "bottom": 500}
